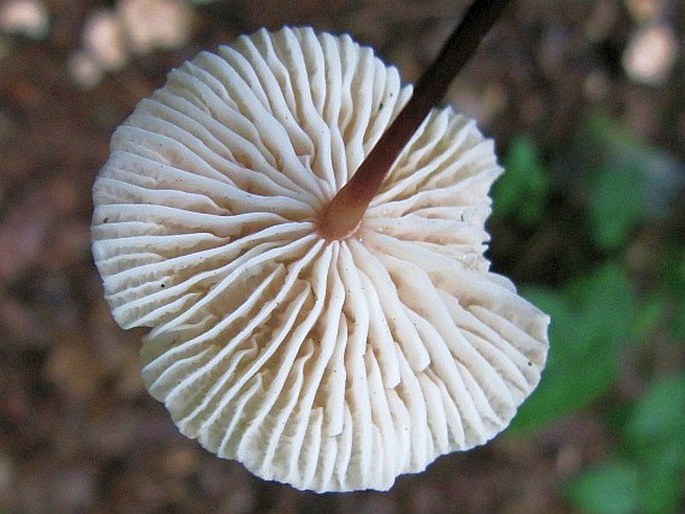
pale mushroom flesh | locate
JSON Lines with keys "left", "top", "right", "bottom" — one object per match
{"left": 92, "top": 26, "right": 550, "bottom": 492}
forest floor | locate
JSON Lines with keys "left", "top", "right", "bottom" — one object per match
{"left": 0, "top": 1, "right": 683, "bottom": 513}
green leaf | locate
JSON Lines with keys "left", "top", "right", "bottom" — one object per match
{"left": 509, "top": 262, "right": 634, "bottom": 433}
{"left": 626, "top": 374, "right": 685, "bottom": 448}
{"left": 566, "top": 262, "right": 635, "bottom": 348}
{"left": 624, "top": 375, "right": 685, "bottom": 513}
{"left": 588, "top": 164, "right": 646, "bottom": 250}
{"left": 567, "top": 454, "right": 684, "bottom": 514}
{"left": 629, "top": 295, "right": 666, "bottom": 345}
{"left": 492, "top": 135, "right": 549, "bottom": 227}
{"left": 639, "top": 464, "right": 683, "bottom": 514}
{"left": 566, "top": 460, "right": 639, "bottom": 514}
{"left": 671, "top": 302, "right": 685, "bottom": 341}
{"left": 657, "top": 243, "right": 685, "bottom": 340}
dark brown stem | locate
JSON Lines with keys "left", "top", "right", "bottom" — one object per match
{"left": 317, "top": 0, "right": 512, "bottom": 240}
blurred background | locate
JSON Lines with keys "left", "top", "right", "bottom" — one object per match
{"left": 0, "top": 0, "right": 683, "bottom": 512}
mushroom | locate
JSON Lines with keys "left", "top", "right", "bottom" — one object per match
{"left": 92, "top": 8, "right": 549, "bottom": 493}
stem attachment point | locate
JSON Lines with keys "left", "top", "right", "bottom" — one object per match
{"left": 315, "top": 0, "right": 511, "bottom": 241}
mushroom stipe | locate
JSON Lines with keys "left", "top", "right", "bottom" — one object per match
{"left": 92, "top": 20, "right": 549, "bottom": 492}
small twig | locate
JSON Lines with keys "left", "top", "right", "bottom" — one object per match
{"left": 317, "top": 0, "right": 512, "bottom": 240}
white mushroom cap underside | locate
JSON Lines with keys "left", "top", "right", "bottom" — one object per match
{"left": 92, "top": 26, "right": 550, "bottom": 492}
